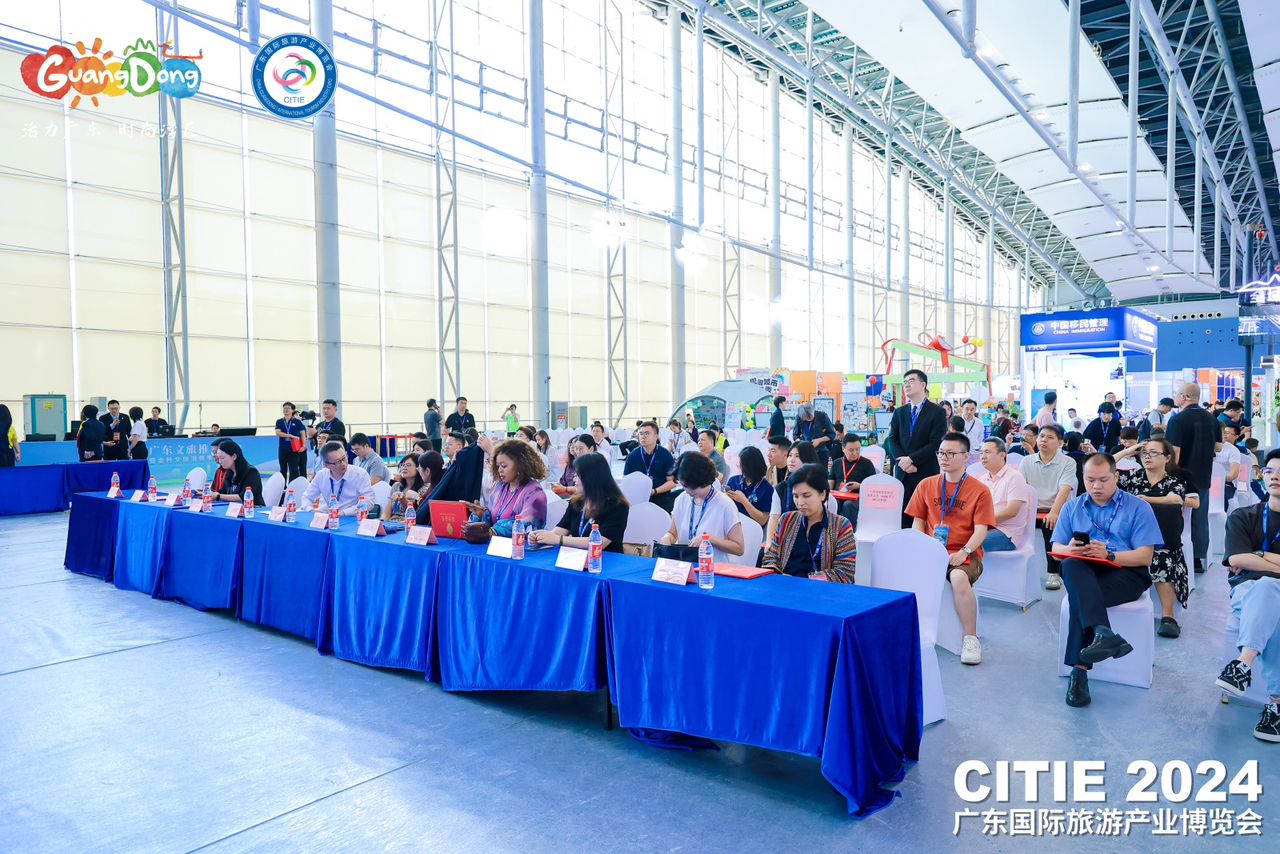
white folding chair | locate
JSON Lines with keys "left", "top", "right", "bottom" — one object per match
{"left": 1004, "top": 453, "right": 1022, "bottom": 470}
{"left": 623, "top": 502, "right": 673, "bottom": 545}
{"left": 185, "top": 467, "right": 207, "bottom": 490}
{"left": 261, "top": 472, "right": 286, "bottom": 508}
{"left": 1208, "top": 473, "right": 1228, "bottom": 561}
{"left": 544, "top": 495, "right": 569, "bottom": 530}
{"left": 871, "top": 529, "right": 948, "bottom": 724}
{"left": 728, "top": 517, "right": 764, "bottom": 566}
{"left": 852, "top": 474, "right": 904, "bottom": 587}
{"left": 1180, "top": 506, "right": 1196, "bottom": 593}
{"left": 370, "top": 480, "right": 392, "bottom": 510}
{"left": 1057, "top": 596, "right": 1154, "bottom": 689}
{"left": 976, "top": 484, "right": 1042, "bottom": 610}
{"left": 966, "top": 463, "right": 985, "bottom": 478}
{"left": 619, "top": 471, "right": 653, "bottom": 507}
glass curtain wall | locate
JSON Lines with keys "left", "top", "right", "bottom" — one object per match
{"left": 0, "top": 0, "right": 1045, "bottom": 432}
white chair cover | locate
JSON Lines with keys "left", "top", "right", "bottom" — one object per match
{"left": 1057, "top": 596, "right": 1154, "bottom": 688}
{"left": 861, "top": 445, "right": 887, "bottom": 474}
{"left": 261, "top": 472, "right": 286, "bottom": 508}
{"left": 623, "top": 502, "right": 673, "bottom": 545}
{"left": 852, "top": 474, "right": 904, "bottom": 588}
{"left": 1208, "top": 473, "right": 1228, "bottom": 561}
{"left": 619, "top": 471, "right": 653, "bottom": 507}
{"left": 728, "top": 516, "right": 764, "bottom": 566}
{"left": 975, "top": 484, "right": 1042, "bottom": 610}
{"left": 286, "top": 476, "right": 310, "bottom": 501}
{"left": 370, "top": 480, "right": 392, "bottom": 509}
{"left": 186, "top": 467, "right": 207, "bottom": 490}
{"left": 544, "top": 495, "right": 569, "bottom": 530}
{"left": 871, "top": 529, "right": 948, "bottom": 724}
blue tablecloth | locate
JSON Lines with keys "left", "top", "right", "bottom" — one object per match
{"left": 160, "top": 507, "right": 245, "bottom": 610}
{"left": 64, "top": 460, "right": 150, "bottom": 499}
{"left": 0, "top": 465, "right": 68, "bottom": 516}
{"left": 321, "top": 530, "right": 444, "bottom": 675}
{"left": 64, "top": 493, "right": 120, "bottom": 580}
{"left": 436, "top": 544, "right": 641, "bottom": 692}
{"left": 240, "top": 515, "right": 334, "bottom": 642}
{"left": 112, "top": 500, "right": 170, "bottom": 595}
{"left": 605, "top": 569, "right": 923, "bottom": 817}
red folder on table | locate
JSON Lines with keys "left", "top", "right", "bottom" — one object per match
{"left": 1049, "top": 550, "right": 1121, "bottom": 568}
{"left": 713, "top": 562, "right": 771, "bottom": 580}
{"left": 428, "top": 500, "right": 470, "bottom": 539}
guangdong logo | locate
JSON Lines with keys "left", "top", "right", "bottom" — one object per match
{"left": 251, "top": 33, "right": 336, "bottom": 120}
{"left": 20, "top": 38, "right": 202, "bottom": 108}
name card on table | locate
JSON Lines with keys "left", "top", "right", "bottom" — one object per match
{"left": 406, "top": 526, "right": 438, "bottom": 545}
{"left": 163, "top": 493, "right": 180, "bottom": 508}
{"left": 487, "top": 536, "right": 514, "bottom": 558}
{"left": 861, "top": 483, "right": 899, "bottom": 510}
{"left": 267, "top": 507, "right": 286, "bottom": 522}
{"left": 106, "top": 486, "right": 121, "bottom": 499}
{"left": 186, "top": 500, "right": 204, "bottom": 513}
{"left": 129, "top": 490, "right": 144, "bottom": 503}
{"left": 357, "top": 519, "right": 384, "bottom": 537}
{"left": 224, "top": 502, "right": 242, "bottom": 518}
{"left": 652, "top": 558, "right": 692, "bottom": 586}
{"left": 310, "top": 512, "right": 330, "bottom": 530}
{"left": 555, "top": 547, "right": 589, "bottom": 571}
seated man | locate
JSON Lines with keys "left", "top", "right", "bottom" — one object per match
{"left": 975, "top": 437, "right": 1029, "bottom": 552}
{"left": 1051, "top": 454, "right": 1162, "bottom": 709}
{"left": 1214, "top": 449, "right": 1280, "bottom": 742}
{"left": 623, "top": 420, "right": 677, "bottom": 512}
{"left": 1021, "top": 424, "right": 1078, "bottom": 590}
{"left": 302, "top": 440, "right": 373, "bottom": 515}
{"left": 765, "top": 435, "right": 791, "bottom": 486}
{"left": 1008, "top": 423, "right": 1038, "bottom": 457}
{"left": 906, "top": 432, "right": 997, "bottom": 666}
{"left": 828, "top": 433, "right": 877, "bottom": 527}
{"left": 349, "top": 433, "right": 390, "bottom": 485}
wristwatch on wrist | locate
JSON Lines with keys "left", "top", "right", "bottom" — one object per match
{"left": 961, "top": 546, "right": 973, "bottom": 556}
{"left": 1106, "top": 551, "right": 1116, "bottom": 562}
{"left": 1255, "top": 550, "right": 1267, "bottom": 559}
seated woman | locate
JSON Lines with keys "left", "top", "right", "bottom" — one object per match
{"left": 530, "top": 453, "right": 630, "bottom": 552}
{"left": 1112, "top": 427, "right": 1142, "bottom": 470}
{"left": 209, "top": 440, "right": 266, "bottom": 505}
{"left": 558, "top": 433, "right": 597, "bottom": 494}
{"left": 724, "top": 445, "right": 773, "bottom": 531}
{"left": 382, "top": 452, "right": 437, "bottom": 521}
{"left": 534, "top": 429, "right": 558, "bottom": 479}
{"left": 660, "top": 452, "right": 745, "bottom": 563}
{"left": 466, "top": 439, "right": 548, "bottom": 535}
{"left": 761, "top": 464, "right": 855, "bottom": 583}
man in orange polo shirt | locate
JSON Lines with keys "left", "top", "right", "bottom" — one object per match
{"left": 907, "top": 431, "right": 997, "bottom": 666}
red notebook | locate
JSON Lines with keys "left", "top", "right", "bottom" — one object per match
{"left": 1049, "top": 550, "right": 1121, "bottom": 568}
{"left": 428, "top": 500, "right": 470, "bottom": 539}
{"left": 713, "top": 562, "right": 771, "bottom": 580}
{"left": 831, "top": 490, "right": 860, "bottom": 502}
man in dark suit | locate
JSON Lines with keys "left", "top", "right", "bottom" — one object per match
{"left": 768, "top": 395, "right": 787, "bottom": 439}
{"left": 885, "top": 369, "right": 948, "bottom": 526}
{"left": 99, "top": 399, "right": 132, "bottom": 462}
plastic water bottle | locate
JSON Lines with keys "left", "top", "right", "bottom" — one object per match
{"left": 588, "top": 523, "right": 603, "bottom": 574}
{"left": 111, "top": 471, "right": 120, "bottom": 493}
{"left": 328, "top": 495, "right": 340, "bottom": 530}
{"left": 201, "top": 486, "right": 213, "bottom": 512}
{"left": 404, "top": 499, "right": 416, "bottom": 529}
{"left": 512, "top": 515, "right": 526, "bottom": 560}
{"left": 285, "top": 488, "right": 297, "bottom": 523}
{"left": 697, "top": 532, "right": 714, "bottom": 589}
{"left": 181, "top": 478, "right": 191, "bottom": 504}
{"left": 242, "top": 488, "right": 255, "bottom": 518}
{"left": 147, "top": 476, "right": 157, "bottom": 501}
{"left": 356, "top": 495, "right": 369, "bottom": 524}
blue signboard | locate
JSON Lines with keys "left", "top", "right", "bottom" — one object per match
{"left": 1020, "top": 308, "right": 1158, "bottom": 353}
{"left": 19, "top": 436, "right": 284, "bottom": 489}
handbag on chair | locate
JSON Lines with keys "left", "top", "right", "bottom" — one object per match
{"left": 463, "top": 520, "right": 492, "bottom": 545}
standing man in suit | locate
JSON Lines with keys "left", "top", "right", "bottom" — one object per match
{"left": 99, "top": 400, "right": 132, "bottom": 462}
{"left": 768, "top": 395, "right": 787, "bottom": 440}
{"left": 886, "top": 369, "right": 948, "bottom": 526}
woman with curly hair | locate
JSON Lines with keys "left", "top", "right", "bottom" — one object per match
{"left": 465, "top": 438, "right": 548, "bottom": 535}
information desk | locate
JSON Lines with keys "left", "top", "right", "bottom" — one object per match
{"left": 64, "top": 492, "right": 922, "bottom": 816}
{"left": 1, "top": 460, "right": 150, "bottom": 517}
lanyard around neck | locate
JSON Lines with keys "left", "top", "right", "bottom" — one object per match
{"left": 688, "top": 496, "right": 711, "bottom": 539}
{"left": 940, "top": 474, "right": 966, "bottom": 522}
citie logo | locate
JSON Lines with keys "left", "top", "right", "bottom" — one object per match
{"left": 20, "top": 38, "right": 202, "bottom": 109}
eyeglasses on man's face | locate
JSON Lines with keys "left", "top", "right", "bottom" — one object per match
{"left": 936, "top": 450, "right": 966, "bottom": 459}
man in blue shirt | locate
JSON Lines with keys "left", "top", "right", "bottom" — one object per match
{"left": 1052, "top": 453, "right": 1163, "bottom": 708}
{"left": 623, "top": 420, "right": 677, "bottom": 512}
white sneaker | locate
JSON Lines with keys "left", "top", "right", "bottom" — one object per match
{"left": 961, "top": 635, "right": 982, "bottom": 665}
{"left": 1046, "top": 575, "right": 1062, "bottom": 590}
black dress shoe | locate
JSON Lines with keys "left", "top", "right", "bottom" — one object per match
{"left": 1066, "top": 668, "right": 1091, "bottom": 707}
{"left": 1079, "top": 626, "right": 1134, "bottom": 664}
{"left": 1195, "top": 558, "right": 1205, "bottom": 574}
{"left": 1157, "top": 617, "right": 1181, "bottom": 638}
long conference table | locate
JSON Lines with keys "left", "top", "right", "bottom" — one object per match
{"left": 63, "top": 491, "right": 923, "bottom": 817}
{"left": 0, "top": 460, "right": 151, "bottom": 516}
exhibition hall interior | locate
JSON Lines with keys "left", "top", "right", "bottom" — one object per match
{"left": 4, "top": 0, "right": 1280, "bottom": 849}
